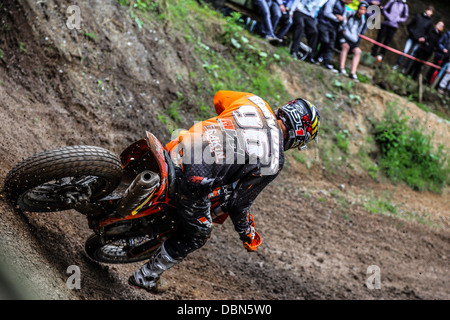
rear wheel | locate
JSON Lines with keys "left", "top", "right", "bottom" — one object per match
{"left": 3, "top": 145, "right": 123, "bottom": 212}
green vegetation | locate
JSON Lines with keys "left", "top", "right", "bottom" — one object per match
{"left": 212, "top": 11, "right": 286, "bottom": 102}
{"left": 335, "top": 129, "right": 350, "bottom": 154}
{"left": 357, "top": 147, "right": 379, "bottom": 181}
{"left": 362, "top": 192, "right": 439, "bottom": 228}
{"left": 84, "top": 32, "right": 98, "bottom": 41}
{"left": 115, "top": 0, "right": 448, "bottom": 195}
{"left": 167, "top": 92, "right": 184, "bottom": 122}
{"left": 373, "top": 64, "right": 450, "bottom": 118}
{"left": 373, "top": 104, "right": 449, "bottom": 193}
{"left": 118, "top": 0, "right": 287, "bottom": 108}
{"left": 373, "top": 64, "right": 418, "bottom": 97}
{"left": 19, "top": 42, "right": 27, "bottom": 53}
{"left": 363, "top": 192, "right": 398, "bottom": 216}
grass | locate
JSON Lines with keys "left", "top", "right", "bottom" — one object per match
{"left": 19, "top": 42, "right": 27, "bottom": 53}
{"left": 373, "top": 64, "right": 449, "bottom": 119}
{"left": 83, "top": 32, "right": 98, "bottom": 41}
{"left": 121, "top": 0, "right": 289, "bottom": 107}
{"left": 373, "top": 103, "right": 449, "bottom": 193}
{"left": 335, "top": 130, "right": 350, "bottom": 154}
{"left": 357, "top": 148, "right": 379, "bottom": 180}
{"left": 364, "top": 193, "right": 398, "bottom": 215}
{"left": 362, "top": 192, "right": 440, "bottom": 228}
{"left": 329, "top": 188, "right": 441, "bottom": 228}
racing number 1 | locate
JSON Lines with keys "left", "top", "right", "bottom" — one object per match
{"left": 232, "top": 105, "right": 270, "bottom": 164}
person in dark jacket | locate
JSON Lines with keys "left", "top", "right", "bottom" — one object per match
{"left": 394, "top": 5, "right": 434, "bottom": 71}
{"left": 316, "top": 0, "right": 353, "bottom": 72}
{"left": 426, "top": 29, "right": 450, "bottom": 84}
{"left": 407, "top": 21, "right": 444, "bottom": 80}
{"left": 370, "top": 0, "right": 409, "bottom": 59}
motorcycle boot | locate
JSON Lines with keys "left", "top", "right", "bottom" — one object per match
{"left": 128, "top": 243, "right": 180, "bottom": 294}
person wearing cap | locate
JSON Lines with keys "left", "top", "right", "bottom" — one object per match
{"left": 360, "top": 0, "right": 380, "bottom": 34}
{"left": 316, "top": 0, "right": 354, "bottom": 72}
{"left": 338, "top": 1, "right": 368, "bottom": 81}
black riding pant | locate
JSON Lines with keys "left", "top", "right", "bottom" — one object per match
{"left": 163, "top": 176, "right": 213, "bottom": 260}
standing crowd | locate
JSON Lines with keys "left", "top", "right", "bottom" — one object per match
{"left": 250, "top": 0, "right": 450, "bottom": 95}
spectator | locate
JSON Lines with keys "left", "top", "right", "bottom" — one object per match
{"left": 338, "top": 1, "right": 369, "bottom": 81}
{"left": 346, "top": 0, "right": 361, "bottom": 11}
{"left": 289, "top": 0, "right": 324, "bottom": 63}
{"left": 437, "top": 70, "right": 450, "bottom": 96}
{"left": 370, "top": 0, "right": 409, "bottom": 60}
{"left": 394, "top": 5, "right": 434, "bottom": 72}
{"left": 316, "top": 0, "right": 354, "bottom": 72}
{"left": 272, "top": 0, "right": 297, "bottom": 40}
{"left": 253, "top": 0, "right": 283, "bottom": 43}
{"left": 426, "top": 28, "right": 450, "bottom": 84}
{"left": 361, "top": 0, "right": 380, "bottom": 34}
{"left": 407, "top": 21, "right": 444, "bottom": 80}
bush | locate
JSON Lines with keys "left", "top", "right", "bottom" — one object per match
{"left": 373, "top": 106, "right": 449, "bottom": 193}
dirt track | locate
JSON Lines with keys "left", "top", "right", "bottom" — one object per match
{"left": 0, "top": 0, "right": 448, "bottom": 300}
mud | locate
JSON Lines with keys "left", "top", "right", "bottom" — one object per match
{"left": 0, "top": 0, "right": 448, "bottom": 301}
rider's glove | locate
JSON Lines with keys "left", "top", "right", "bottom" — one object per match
{"left": 238, "top": 214, "right": 261, "bottom": 252}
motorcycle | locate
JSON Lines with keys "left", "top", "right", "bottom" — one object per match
{"left": 2, "top": 131, "right": 232, "bottom": 264}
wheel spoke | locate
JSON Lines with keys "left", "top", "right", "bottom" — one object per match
{"left": 95, "top": 237, "right": 156, "bottom": 262}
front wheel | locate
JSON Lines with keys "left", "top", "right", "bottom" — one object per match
{"left": 2, "top": 145, "right": 123, "bottom": 212}
{"left": 85, "top": 234, "right": 160, "bottom": 263}
{"left": 291, "top": 41, "right": 311, "bottom": 61}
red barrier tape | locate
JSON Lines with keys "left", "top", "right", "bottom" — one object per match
{"left": 359, "top": 34, "right": 442, "bottom": 70}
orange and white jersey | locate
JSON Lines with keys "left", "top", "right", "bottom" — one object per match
{"left": 166, "top": 91, "right": 285, "bottom": 217}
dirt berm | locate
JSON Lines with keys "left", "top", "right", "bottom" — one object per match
{"left": 0, "top": 0, "right": 448, "bottom": 300}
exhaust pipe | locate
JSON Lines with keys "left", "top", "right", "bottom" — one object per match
{"left": 116, "top": 170, "right": 160, "bottom": 217}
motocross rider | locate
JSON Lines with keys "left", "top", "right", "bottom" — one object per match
{"left": 129, "top": 90, "right": 321, "bottom": 293}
